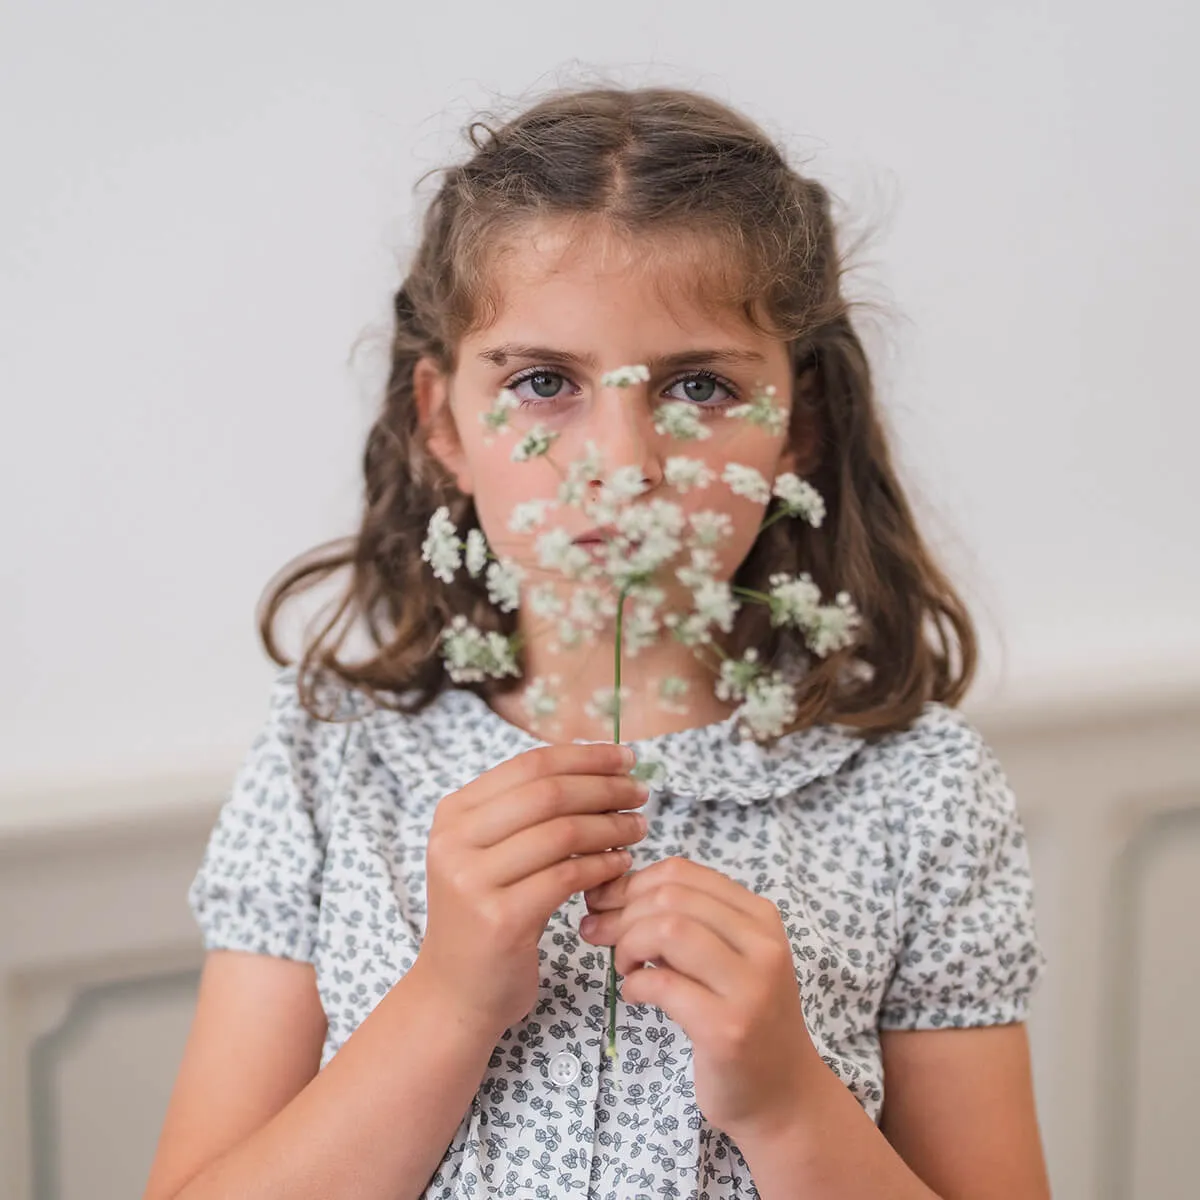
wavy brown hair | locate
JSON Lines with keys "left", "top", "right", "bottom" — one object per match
{"left": 259, "top": 84, "right": 976, "bottom": 737}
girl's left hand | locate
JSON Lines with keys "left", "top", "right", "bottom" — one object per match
{"left": 579, "top": 856, "right": 827, "bottom": 1142}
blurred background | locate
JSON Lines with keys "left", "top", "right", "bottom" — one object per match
{"left": 1, "top": 2, "right": 1196, "bottom": 1198}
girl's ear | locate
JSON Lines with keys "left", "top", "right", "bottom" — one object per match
{"left": 414, "top": 356, "right": 474, "bottom": 495}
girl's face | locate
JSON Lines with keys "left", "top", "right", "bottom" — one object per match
{"left": 416, "top": 221, "right": 800, "bottom": 608}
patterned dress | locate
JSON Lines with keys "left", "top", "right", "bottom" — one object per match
{"left": 189, "top": 665, "right": 1046, "bottom": 1199}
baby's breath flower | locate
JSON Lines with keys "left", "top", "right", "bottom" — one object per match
{"left": 508, "top": 498, "right": 558, "bottom": 534}
{"left": 806, "top": 592, "right": 862, "bottom": 656}
{"left": 726, "top": 384, "right": 786, "bottom": 435}
{"left": 600, "top": 364, "right": 651, "bottom": 388}
{"left": 630, "top": 755, "right": 667, "bottom": 785}
{"left": 664, "top": 456, "right": 716, "bottom": 492}
{"left": 485, "top": 557, "right": 525, "bottom": 612}
{"left": 522, "top": 674, "right": 561, "bottom": 723}
{"left": 722, "top": 463, "right": 771, "bottom": 504}
{"left": 464, "top": 528, "right": 488, "bottom": 577}
{"left": 480, "top": 388, "right": 520, "bottom": 441}
{"left": 528, "top": 582, "right": 565, "bottom": 619}
{"left": 606, "top": 499, "right": 686, "bottom": 585}
{"left": 558, "top": 440, "right": 603, "bottom": 508}
{"left": 767, "top": 572, "right": 823, "bottom": 628}
{"left": 554, "top": 620, "right": 585, "bottom": 650}
{"left": 687, "top": 510, "right": 734, "bottom": 547}
{"left": 622, "top": 601, "right": 662, "bottom": 656}
{"left": 735, "top": 672, "right": 799, "bottom": 741}
{"left": 654, "top": 400, "right": 712, "bottom": 441}
{"left": 675, "top": 546, "right": 719, "bottom": 590}
{"left": 766, "top": 573, "right": 861, "bottom": 657}
{"left": 772, "top": 473, "right": 826, "bottom": 527}
{"left": 592, "top": 465, "right": 649, "bottom": 521}
{"left": 535, "top": 527, "right": 593, "bottom": 580}
{"left": 439, "top": 615, "right": 519, "bottom": 683}
{"left": 512, "top": 423, "right": 559, "bottom": 462}
{"left": 569, "top": 585, "right": 617, "bottom": 632}
{"left": 657, "top": 675, "right": 690, "bottom": 714}
{"left": 690, "top": 578, "right": 739, "bottom": 634}
{"left": 421, "top": 506, "right": 462, "bottom": 584}
{"left": 585, "top": 685, "right": 631, "bottom": 722}
{"left": 715, "top": 648, "right": 762, "bottom": 703}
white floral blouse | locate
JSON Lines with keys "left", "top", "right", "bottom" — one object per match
{"left": 189, "top": 666, "right": 1046, "bottom": 1199}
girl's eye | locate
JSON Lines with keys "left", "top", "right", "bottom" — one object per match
{"left": 662, "top": 370, "right": 738, "bottom": 409}
{"left": 503, "top": 368, "right": 739, "bottom": 410}
{"left": 506, "top": 369, "right": 576, "bottom": 406}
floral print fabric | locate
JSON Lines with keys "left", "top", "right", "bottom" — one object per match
{"left": 189, "top": 666, "right": 1045, "bottom": 1198}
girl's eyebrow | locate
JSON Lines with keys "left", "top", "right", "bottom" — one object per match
{"left": 478, "top": 343, "right": 767, "bottom": 371}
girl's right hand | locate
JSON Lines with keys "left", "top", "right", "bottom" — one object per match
{"left": 413, "top": 742, "right": 649, "bottom": 1036}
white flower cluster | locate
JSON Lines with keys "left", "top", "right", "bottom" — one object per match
{"left": 725, "top": 383, "right": 787, "bottom": 436}
{"left": 772, "top": 473, "right": 826, "bottom": 527}
{"left": 420, "top": 361, "right": 863, "bottom": 743}
{"left": 585, "top": 685, "right": 630, "bottom": 722}
{"left": 715, "top": 648, "right": 800, "bottom": 740}
{"left": 767, "top": 572, "right": 861, "bottom": 657}
{"left": 600, "top": 364, "right": 651, "bottom": 388}
{"left": 511, "top": 423, "right": 559, "bottom": 462}
{"left": 654, "top": 400, "right": 712, "bottom": 442}
{"left": 663, "top": 456, "right": 715, "bottom": 492}
{"left": 658, "top": 675, "right": 690, "bottom": 714}
{"left": 479, "top": 388, "right": 519, "bottom": 442}
{"left": 439, "top": 615, "right": 519, "bottom": 683}
{"left": 721, "top": 463, "right": 771, "bottom": 504}
{"left": 521, "top": 673, "right": 561, "bottom": 725}
{"left": 421, "top": 506, "right": 463, "bottom": 583}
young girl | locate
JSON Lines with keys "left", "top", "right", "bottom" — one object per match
{"left": 145, "top": 85, "right": 1050, "bottom": 1200}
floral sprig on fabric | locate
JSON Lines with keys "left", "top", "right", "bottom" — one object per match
{"left": 420, "top": 365, "right": 864, "bottom": 1063}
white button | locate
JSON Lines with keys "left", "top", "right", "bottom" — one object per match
{"left": 548, "top": 1050, "right": 581, "bottom": 1087}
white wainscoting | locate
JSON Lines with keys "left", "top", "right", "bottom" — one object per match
{"left": 1, "top": 685, "right": 1197, "bottom": 1200}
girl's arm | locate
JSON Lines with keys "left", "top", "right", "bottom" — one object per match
{"left": 736, "top": 1023, "right": 1051, "bottom": 1200}
{"left": 143, "top": 949, "right": 499, "bottom": 1200}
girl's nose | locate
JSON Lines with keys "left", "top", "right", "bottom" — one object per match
{"left": 587, "top": 388, "right": 665, "bottom": 490}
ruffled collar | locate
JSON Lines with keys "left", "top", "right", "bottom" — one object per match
{"left": 363, "top": 685, "right": 866, "bottom": 811}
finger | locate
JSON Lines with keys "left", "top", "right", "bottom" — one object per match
{"left": 483, "top": 808, "right": 649, "bottom": 887}
{"left": 612, "top": 910, "right": 744, "bottom": 996}
{"left": 467, "top": 773, "right": 650, "bottom": 848}
{"left": 456, "top": 742, "right": 635, "bottom": 811}
{"left": 582, "top": 883, "right": 766, "bottom": 957}
{"left": 510, "top": 848, "right": 634, "bottom": 917}
{"left": 585, "top": 856, "right": 769, "bottom": 920}
{"left": 619, "top": 962, "right": 721, "bottom": 1033}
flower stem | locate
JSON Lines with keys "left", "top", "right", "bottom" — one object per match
{"left": 606, "top": 584, "right": 632, "bottom": 1064}
{"left": 758, "top": 505, "right": 789, "bottom": 534}
{"left": 732, "top": 585, "right": 772, "bottom": 604}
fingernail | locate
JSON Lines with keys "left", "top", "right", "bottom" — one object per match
{"left": 620, "top": 744, "right": 637, "bottom": 768}
{"left": 580, "top": 915, "right": 598, "bottom": 935}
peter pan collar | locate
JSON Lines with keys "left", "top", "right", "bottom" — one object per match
{"left": 363, "top": 684, "right": 866, "bottom": 810}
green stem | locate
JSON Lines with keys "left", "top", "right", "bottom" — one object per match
{"left": 731, "top": 585, "right": 772, "bottom": 604}
{"left": 606, "top": 584, "right": 632, "bottom": 1064}
{"left": 757, "top": 505, "right": 789, "bottom": 534}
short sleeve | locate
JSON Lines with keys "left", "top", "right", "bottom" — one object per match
{"left": 187, "top": 666, "right": 347, "bottom": 962}
{"left": 879, "top": 707, "right": 1047, "bottom": 1029}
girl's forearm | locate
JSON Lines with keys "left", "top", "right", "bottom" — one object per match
{"left": 171, "top": 959, "right": 500, "bottom": 1200}
{"left": 736, "top": 1060, "right": 942, "bottom": 1200}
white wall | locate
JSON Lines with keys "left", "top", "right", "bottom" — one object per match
{"left": 3, "top": 0, "right": 1197, "bottom": 793}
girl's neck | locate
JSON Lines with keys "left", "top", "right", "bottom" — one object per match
{"left": 485, "top": 634, "right": 738, "bottom": 743}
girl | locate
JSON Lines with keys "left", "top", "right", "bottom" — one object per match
{"left": 145, "top": 86, "right": 1050, "bottom": 1200}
